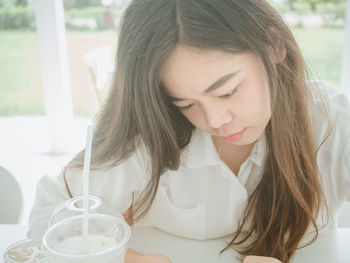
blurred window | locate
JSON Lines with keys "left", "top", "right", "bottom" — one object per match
{"left": 268, "top": 0, "right": 347, "bottom": 88}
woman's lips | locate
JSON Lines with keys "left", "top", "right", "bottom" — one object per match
{"left": 223, "top": 128, "right": 246, "bottom": 142}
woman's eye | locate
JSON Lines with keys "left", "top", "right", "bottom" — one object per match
{"left": 177, "top": 104, "right": 194, "bottom": 111}
{"left": 219, "top": 88, "right": 238, "bottom": 99}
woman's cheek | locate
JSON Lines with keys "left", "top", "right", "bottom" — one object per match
{"left": 242, "top": 90, "right": 270, "bottom": 121}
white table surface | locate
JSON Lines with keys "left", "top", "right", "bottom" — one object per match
{"left": 1, "top": 224, "right": 350, "bottom": 263}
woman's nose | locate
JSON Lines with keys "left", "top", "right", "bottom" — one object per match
{"left": 204, "top": 103, "right": 233, "bottom": 129}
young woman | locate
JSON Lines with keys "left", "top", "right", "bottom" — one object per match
{"left": 28, "top": 0, "right": 350, "bottom": 262}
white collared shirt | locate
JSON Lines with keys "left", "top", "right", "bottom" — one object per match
{"left": 28, "top": 80, "right": 350, "bottom": 242}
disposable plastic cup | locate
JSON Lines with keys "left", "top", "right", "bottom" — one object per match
{"left": 42, "top": 214, "right": 130, "bottom": 263}
{"left": 3, "top": 239, "right": 45, "bottom": 263}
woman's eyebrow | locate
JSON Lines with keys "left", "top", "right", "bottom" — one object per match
{"left": 168, "top": 70, "right": 240, "bottom": 102}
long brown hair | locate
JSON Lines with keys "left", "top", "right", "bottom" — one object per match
{"left": 65, "top": 0, "right": 331, "bottom": 261}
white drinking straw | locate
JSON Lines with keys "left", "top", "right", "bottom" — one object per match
{"left": 82, "top": 125, "right": 93, "bottom": 238}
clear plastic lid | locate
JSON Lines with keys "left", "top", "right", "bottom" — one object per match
{"left": 47, "top": 195, "right": 124, "bottom": 227}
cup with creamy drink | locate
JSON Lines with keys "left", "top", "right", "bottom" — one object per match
{"left": 42, "top": 195, "right": 131, "bottom": 263}
{"left": 3, "top": 239, "right": 45, "bottom": 263}
{"left": 42, "top": 213, "right": 130, "bottom": 263}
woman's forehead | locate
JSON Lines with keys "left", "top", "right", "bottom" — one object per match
{"left": 160, "top": 46, "right": 257, "bottom": 91}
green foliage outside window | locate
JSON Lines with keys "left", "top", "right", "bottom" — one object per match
{"left": 64, "top": 0, "right": 101, "bottom": 8}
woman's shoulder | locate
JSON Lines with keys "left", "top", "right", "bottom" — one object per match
{"left": 307, "top": 80, "right": 350, "bottom": 207}
{"left": 307, "top": 79, "right": 350, "bottom": 152}
{"left": 308, "top": 80, "right": 350, "bottom": 106}
{"left": 307, "top": 80, "right": 350, "bottom": 121}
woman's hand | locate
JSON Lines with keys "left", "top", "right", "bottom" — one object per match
{"left": 243, "top": 255, "right": 282, "bottom": 263}
{"left": 125, "top": 248, "right": 173, "bottom": 263}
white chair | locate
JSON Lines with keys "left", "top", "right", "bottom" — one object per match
{"left": 0, "top": 165, "right": 24, "bottom": 224}
{"left": 84, "top": 45, "right": 115, "bottom": 106}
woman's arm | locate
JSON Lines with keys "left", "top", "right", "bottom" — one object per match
{"left": 125, "top": 248, "right": 173, "bottom": 263}
{"left": 243, "top": 256, "right": 282, "bottom": 263}
{"left": 125, "top": 249, "right": 282, "bottom": 263}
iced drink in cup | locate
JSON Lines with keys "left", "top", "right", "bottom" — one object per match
{"left": 3, "top": 239, "right": 45, "bottom": 263}
{"left": 42, "top": 213, "right": 130, "bottom": 263}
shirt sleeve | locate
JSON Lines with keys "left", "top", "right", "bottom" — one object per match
{"left": 313, "top": 80, "right": 350, "bottom": 203}
{"left": 340, "top": 136, "right": 350, "bottom": 202}
{"left": 326, "top": 83, "right": 350, "bottom": 203}
{"left": 28, "top": 146, "right": 149, "bottom": 241}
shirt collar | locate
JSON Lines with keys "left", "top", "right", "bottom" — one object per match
{"left": 180, "top": 128, "right": 267, "bottom": 169}
{"left": 180, "top": 129, "right": 221, "bottom": 169}
{"left": 248, "top": 130, "right": 267, "bottom": 167}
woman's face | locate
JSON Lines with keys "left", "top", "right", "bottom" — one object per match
{"left": 160, "top": 46, "right": 272, "bottom": 146}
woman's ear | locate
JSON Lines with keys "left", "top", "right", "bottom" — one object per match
{"left": 267, "top": 26, "right": 287, "bottom": 64}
